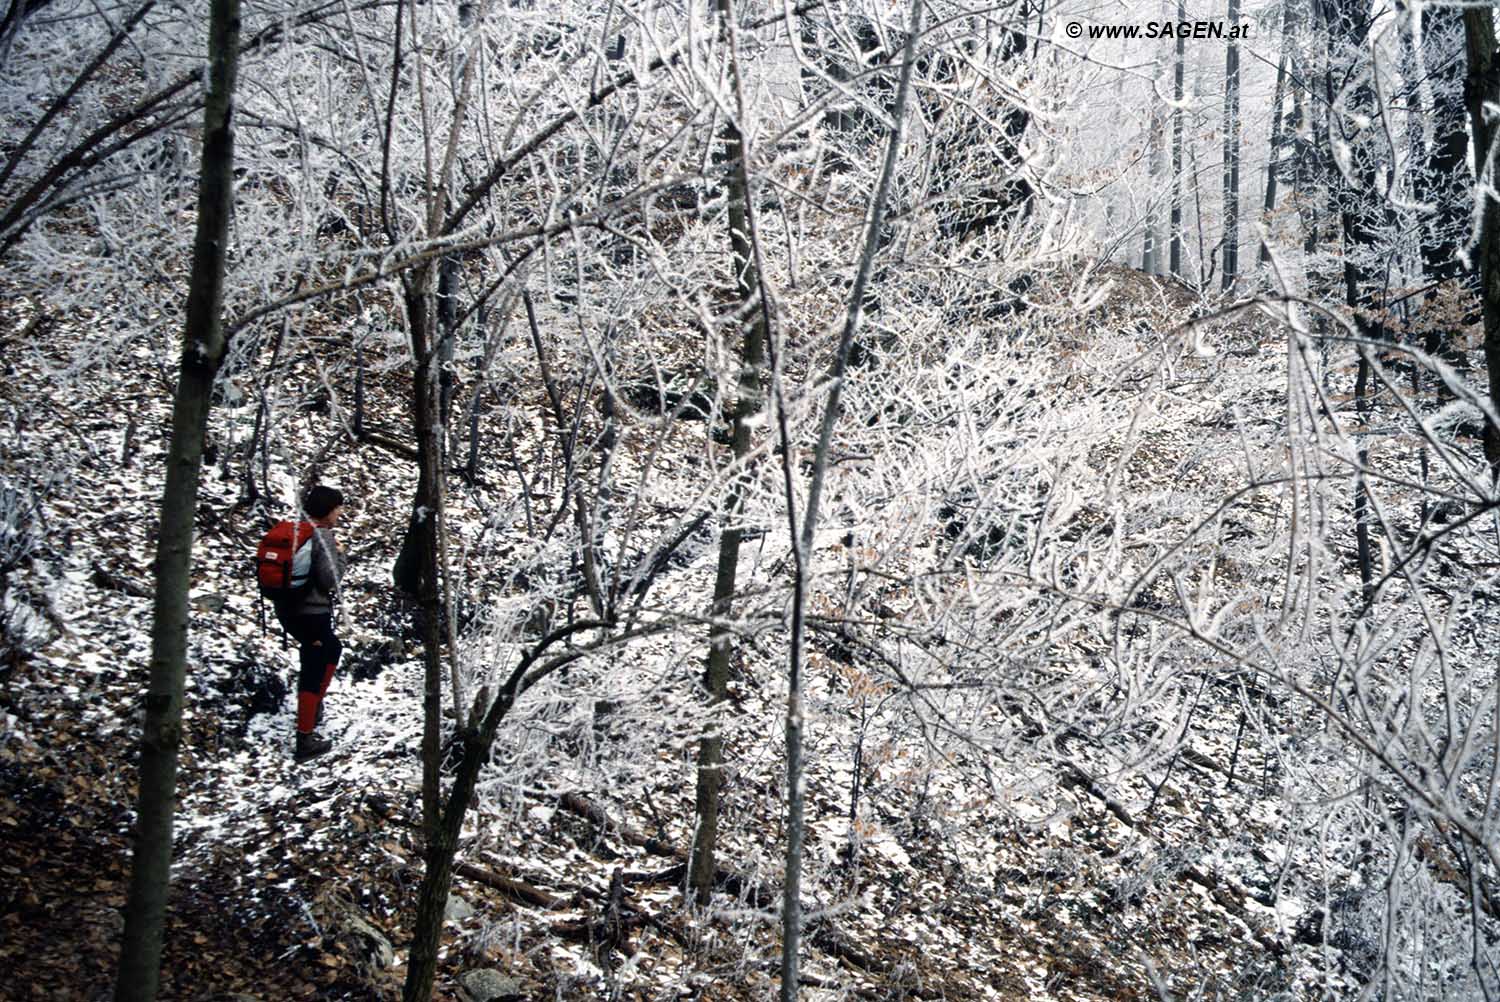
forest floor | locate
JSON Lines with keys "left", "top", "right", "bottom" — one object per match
{"left": 0, "top": 264, "right": 1469, "bottom": 1001}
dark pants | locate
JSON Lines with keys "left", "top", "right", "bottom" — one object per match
{"left": 275, "top": 610, "right": 341, "bottom": 732}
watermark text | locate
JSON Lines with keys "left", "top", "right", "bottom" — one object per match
{"left": 1064, "top": 20, "right": 1252, "bottom": 41}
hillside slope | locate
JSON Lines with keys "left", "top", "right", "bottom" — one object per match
{"left": 1, "top": 266, "right": 1487, "bottom": 1001}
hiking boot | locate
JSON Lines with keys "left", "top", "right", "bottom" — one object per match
{"left": 294, "top": 731, "right": 333, "bottom": 762}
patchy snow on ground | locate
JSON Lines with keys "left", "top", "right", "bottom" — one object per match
{"left": 4, "top": 266, "right": 1499, "bottom": 999}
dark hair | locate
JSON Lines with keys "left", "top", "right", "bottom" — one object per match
{"left": 303, "top": 485, "right": 344, "bottom": 519}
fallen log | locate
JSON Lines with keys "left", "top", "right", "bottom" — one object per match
{"left": 1058, "top": 762, "right": 1136, "bottom": 828}
{"left": 91, "top": 562, "right": 152, "bottom": 598}
{"left": 1177, "top": 864, "right": 1286, "bottom": 956}
{"left": 356, "top": 425, "right": 418, "bottom": 462}
{"left": 453, "top": 861, "right": 568, "bottom": 910}
{"left": 557, "top": 791, "right": 683, "bottom": 860}
{"left": 556, "top": 792, "right": 892, "bottom": 975}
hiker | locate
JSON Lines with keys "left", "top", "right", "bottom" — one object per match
{"left": 268, "top": 484, "right": 347, "bottom": 762}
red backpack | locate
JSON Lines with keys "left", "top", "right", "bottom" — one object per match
{"left": 256, "top": 520, "right": 316, "bottom": 603}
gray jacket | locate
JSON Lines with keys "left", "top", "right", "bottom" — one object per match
{"left": 288, "top": 526, "right": 344, "bottom": 616}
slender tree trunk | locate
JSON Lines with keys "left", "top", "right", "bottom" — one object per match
{"left": 1259, "top": 8, "right": 1289, "bottom": 266}
{"left": 1321, "top": 0, "right": 1378, "bottom": 599}
{"left": 690, "top": 2, "right": 767, "bottom": 902}
{"left": 464, "top": 379, "right": 484, "bottom": 482}
{"left": 1288, "top": 13, "right": 1311, "bottom": 260}
{"left": 1464, "top": 7, "right": 1500, "bottom": 476}
{"left": 114, "top": 0, "right": 240, "bottom": 997}
{"left": 1191, "top": 141, "right": 1211, "bottom": 285}
{"left": 1169, "top": 0, "right": 1185, "bottom": 276}
{"left": 401, "top": 618, "right": 612, "bottom": 1002}
{"left": 1222, "top": 0, "right": 1241, "bottom": 290}
{"left": 396, "top": 0, "right": 485, "bottom": 829}
{"left": 436, "top": 253, "right": 459, "bottom": 429}
{"left": 353, "top": 338, "right": 366, "bottom": 438}
{"left": 765, "top": 2, "right": 920, "bottom": 995}
{"left": 1353, "top": 404, "right": 1376, "bottom": 600}
{"left": 239, "top": 312, "right": 289, "bottom": 505}
{"left": 404, "top": 280, "right": 448, "bottom": 840}
{"left": 401, "top": 659, "right": 530, "bottom": 1001}
{"left": 400, "top": 757, "right": 467, "bottom": 1002}
{"left": 1415, "top": 6, "right": 1470, "bottom": 366}
{"left": 1143, "top": 83, "right": 1163, "bottom": 275}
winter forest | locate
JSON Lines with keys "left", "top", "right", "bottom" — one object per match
{"left": 4, "top": 0, "right": 1500, "bottom": 998}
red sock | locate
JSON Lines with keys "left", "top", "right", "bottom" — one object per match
{"left": 318, "top": 664, "right": 336, "bottom": 699}
{"left": 297, "top": 692, "right": 320, "bottom": 733}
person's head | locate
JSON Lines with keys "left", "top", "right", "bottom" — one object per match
{"left": 303, "top": 484, "right": 345, "bottom": 524}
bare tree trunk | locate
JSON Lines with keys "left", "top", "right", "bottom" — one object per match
{"left": 353, "top": 338, "right": 365, "bottom": 439}
{"left": 1323, "top": 0, "right": 1378, "bottom": 598}
{"left": 404, "top": 279, "right": 448, "bottom": 840}
{"left": 464, "top": 378, "right": 484, "bottom": 482}
{"left": 437, "top": 253, "right": 459, "bottom": 429}
{"left": 1143, "top": 81, "right": 1163, "bottom": 275}
{"left": 1259, "top": 8, "right": 1289, "bottom": 266}
{"left": 758, "top": 1, "right": 922, "bottom": 996}
{"left": 1169, "top": 0, "right": 1185, "bottom": 276}
{"left": 114, "top": 0, "right": 240, "bottom": 996}
{"left": 1293, "top": 44, "right": 1320, "bottom": 265}
{"left": 1222, "top": 0, "right": 1241, "bottom": 290}
{"left": 1353, "top": 350, "right": 1376, "bottom": 603}
{"left": 396, "top": 0, "right": 487, "bottom": 833}
{"left": 400, "top": 619, "right": 613, "bottom": 1002}
{"left": 690, "top": 0, "right": 767, "bottom": 903}
{"left": 1414, "top": 6, "right": 1470, "bottom": 368}
{"left": 239, "top": 311, "right": 289, "bottom": 505}
{"left": 1191, "top": 140, "right": 1212, "bottom": 285}
{"left": 1464, "top": 7, "right": 1500, "bottom": 476}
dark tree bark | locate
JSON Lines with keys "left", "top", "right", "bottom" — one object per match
{"left": 463, "top": 378, "right": 484, "bottom": 483}
{"left": 1464, "top": 7, "right": 1500, "bottom": 476}
{"left": 1259, "top": 7, "right": 1290, "bottom": 267}
{"left": 402, "top": 279, "right": 448, "bottom": 840}
{"left": 1418, "top": 8, "right": 1471, "bottom": 288}
{"left": 113, "top": 0, "right": 240, "bottom": 997}
{"left": 1144, "top": 90, "right": 1163, "bottom": 275}
{"left": 353, "top": 339, "right": 366, "bottom": 439}
{"left": 1222, "top": 0, "right": 1242, "bottom": 290}
{"left": 400, "top": 619, "right": 620, "bottom": 1002}
{"left": 0, "top": 0, "right": 58, "bottom": 72}
{"left": 1319, "top": 0, "right": 1379, "bottom": 597}
{"left": 690, "top": 0, "right": 767, "bottom": 906}
{"left": 436, "top": 253, "right": 459, "bottom": 428}
{"left": 1413, "top": 5, "right": 1471, "bottom": 365}
{"left": 1170, "top": 0, "right": 1185, "bottom": 277}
